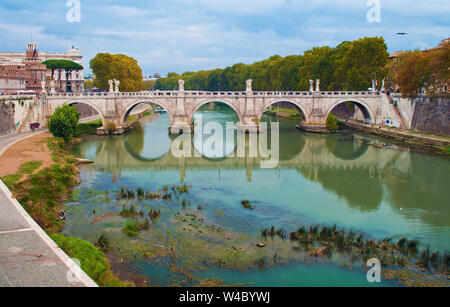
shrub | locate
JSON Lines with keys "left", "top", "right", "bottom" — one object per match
{"left": 49, "top": 105, "right": 80, "bottom": 144}
{"left": 326, "top": 114, "right": 339, "bottom": 132}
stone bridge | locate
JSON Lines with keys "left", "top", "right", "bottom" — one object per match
{"left": 43, "top": 79, "right": 385, "bottom": 134}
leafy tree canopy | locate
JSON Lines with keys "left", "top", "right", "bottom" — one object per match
{"left": 155, "top": 37, "right": 389, "bottom": 92}
{"left": 392, "top": 42, "right": 449, "bottom": 99}
{"left": 42, "top": 59, "right": 83, "bottom": 70}
{"left": 48, "top": 104, "right": 80, "bottom": 144}
{"left": 89, "top": 53, "right": 145, "bottom": 92}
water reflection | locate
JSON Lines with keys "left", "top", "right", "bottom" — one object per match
{"left": 73, "top": 113, "right": 450, "bottom": 243}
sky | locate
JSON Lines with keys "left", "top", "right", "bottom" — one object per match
{"left": 0, "top": 0, "right": 449, "bottom": 76}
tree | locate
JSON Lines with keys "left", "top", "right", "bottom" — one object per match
{"left": 154, "top": 37, "right": 389, "bottom": 92}
{"left": 42, "top": 60, "right": 84, "bottom": 90}
{"left": 331, "top": 37, "right": 389, "bottom": 91}
{"left": 48, "top": 105, "right": 80, "bottom": 144}
{"left": 89, "top": 53, "right": 145, "bottom": 92}
{"left": 393, "top": 43, "right": 449, "bottom": 99}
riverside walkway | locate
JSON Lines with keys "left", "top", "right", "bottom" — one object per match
{"left": 0, "top": 128, "right": 97, "bottom": 287}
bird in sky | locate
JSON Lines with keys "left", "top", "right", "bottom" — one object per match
{"left": 397, "top": 33, "right": 408, "bottom": 35}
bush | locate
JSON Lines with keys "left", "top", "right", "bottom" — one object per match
{"left": 326, "top": 114, "right": 339, "bottom": 132}
{"left": 49, "top": 105, "right": 80, "bottom": 144}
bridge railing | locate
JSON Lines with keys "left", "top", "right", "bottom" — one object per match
{"left": 45, "top": 90, "right": 381, "bottom": 98}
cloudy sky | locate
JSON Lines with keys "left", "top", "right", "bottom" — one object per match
{"left": 0, "top": 0, "right": 449, "bottom": 76}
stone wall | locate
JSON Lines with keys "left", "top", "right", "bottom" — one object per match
{"left": 330, "top": 103, "right": 355, "bottom": 119}
{"left": 411, "top": 97, "right": 450, "bottom": 136}
{"left": 0, "top": 103, "right": 16, "bottom": 136}
{"left": 73, "top": 103, "right": 99, "bottom": 119}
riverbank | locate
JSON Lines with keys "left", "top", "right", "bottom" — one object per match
{"left": 345, "top": 121, "right": 450, "bottom": 156}
{"left": 0, "top": 122, "right": 133, "bottom": 287}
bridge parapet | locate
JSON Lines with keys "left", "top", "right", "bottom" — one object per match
{"left": 46, "top": 90, "right": 381, "bottom": 99}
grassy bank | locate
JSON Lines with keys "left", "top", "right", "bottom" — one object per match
{"left": 265, "top": 107, "right": 302, "bottom": 121}
{"left": 76, "top": 119, "right": 103, "bottom": 138}
{"left": 0, "top": 122, "right": 132, "bottom": 287}
{"left": 51, "top": 234, "right": 133, "bottom": 287}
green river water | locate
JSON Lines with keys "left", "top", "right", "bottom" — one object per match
{"left": 64, "top": 105, "right": 449, "bottom": 287}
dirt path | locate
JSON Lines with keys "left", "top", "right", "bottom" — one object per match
{"left": 0, "top": 132, "right": 53, "bottom": 177}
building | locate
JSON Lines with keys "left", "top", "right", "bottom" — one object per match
{"left": 0, "top": 42, "right": 84, "bottom": 94}
{"left": 0, "top": 64, "right": 26, "bottom": 93}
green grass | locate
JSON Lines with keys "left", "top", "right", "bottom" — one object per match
{"left": 51, "top": 234, "right": 133, "bottom": 287}
{"left": 18, "top": 161, "right": 43, "bottom": 175}
{"left": 1, "top": 174, "right": 23, "bottom": 187}
{"left": 122, "top": 219, "right": 139, "bottom": 237}
{"left": 76, "top": 119, "right": 103, "bottom": 137}
{"left": 13, "top": 163, "right": 78, "bottom": 233}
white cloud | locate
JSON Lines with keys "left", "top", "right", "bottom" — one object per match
{"left": 106, "top": 5, "right": 147, "bottom": 17}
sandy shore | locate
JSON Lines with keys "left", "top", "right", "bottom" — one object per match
{"left": 0, "top": 132, "right": 54, "bottom": 177}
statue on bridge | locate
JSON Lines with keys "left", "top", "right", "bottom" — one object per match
{"left": 246, "top": 79, "right": 253, "bottom": 93}
{"left": 114, "top": 79, "right": 120, "bottom": 93}
{"left": 50, "top": 80, "right": 56, "bottom": 94}
{"left": 309, "top": 80, "right": 314, "bottom": 92}
{"left": 315, "top": 79, "right": 320, "bottom": 92}
{"left": 178, "top": 79, "right": 185, "bottom": 92}
{"left": 108, "top": 80, "right": 114, "bottom": 93}
{"left": 41, "top": 80, "right": 46, "bottom": 94}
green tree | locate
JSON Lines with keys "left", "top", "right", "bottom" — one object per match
{"left": 89, "top": 53, "right": 145, "bottom": 92}
{"left": 42, "top": 59, "right": 83, "bottom": 80}
{"left": 332, "top": 37, "right": 388, "bottom": 91}
{"left": 42, "top": 60, "right": 84, "bottom": 91}
{"left": 48, "top": 105, "right": 80, "bottom": 144}
{"left": 154, "top": 37, "right": 389, "bottom": 93}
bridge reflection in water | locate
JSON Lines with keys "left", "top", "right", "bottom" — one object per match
{"left": 74, "top": 113, "right": 450, "bottom": 241}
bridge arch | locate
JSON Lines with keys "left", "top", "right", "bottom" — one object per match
{"left": 122, "top": 100, "right": 172, "bottom": 124}
{"left": 326, "top": 99, "right": 375, "bottom": 122}
{"left": 66, "top": 101, "right": 105, "bottom": 123}
{"left": 259, "top": 100, "right": 308, "bottom": 122}
{"left": 188, "top": 99, "right": 243, "bottom": 123}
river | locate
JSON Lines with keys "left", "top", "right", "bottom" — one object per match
{"left": 64, "top": 105, "right": 449, "bottom": 287}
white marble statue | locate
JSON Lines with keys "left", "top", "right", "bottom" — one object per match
{"left": 178, "top": 79, "right": 185, "bottom": 92}
{"left": 246, "top": 79, "right": 253, "bottom": 92}
{"left": 41, "top": 80, "right": 46, "bottom": 94}
{"left": 309, "top": 80, "right": 314, "bottom": 92}
{"left": 315, "top": 79, "right": 320, "bottom": 92}
{"left": 50, "top": 80, "right": 56, "bottom": 94}
{"left": 108, "top": 80, "right": 114, "bottom": 93}
{"left": 114, "top": 79, "right": 120, "bottom": 93}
